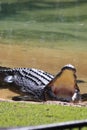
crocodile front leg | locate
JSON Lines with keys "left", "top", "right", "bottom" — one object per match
{"left": 12, "top": 87, "right": 45, "bottom": 102}
{"left": 12, "top": 95, "right": 43, "bottom": 102}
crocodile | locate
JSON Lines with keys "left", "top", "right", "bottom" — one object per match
{"left": 0, "top": 64, "right": 82, "bottom": 102}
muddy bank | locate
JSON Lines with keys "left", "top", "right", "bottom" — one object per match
{"left": 0, "top": 44, "right": 87, "bottom": 100}
{"left": 0, "top": 98, "right": 87, "bottom": 107}
{"left": 0, "top": 44, "right": 87, "bottom": 76}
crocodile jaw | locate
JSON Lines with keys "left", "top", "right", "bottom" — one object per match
{"left": 45, "top": 66, "right": 80, "bottom": 102}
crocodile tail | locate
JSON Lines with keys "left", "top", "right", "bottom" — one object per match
{"left": 0, "top": 66, "right": 12, "bottom": 77}
{"left": 0, "top": 66, "right": 11, "bottom": 70}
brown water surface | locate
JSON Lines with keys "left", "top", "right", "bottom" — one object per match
{"left": 0, "top": 44, "right": 87, "bottom": 99}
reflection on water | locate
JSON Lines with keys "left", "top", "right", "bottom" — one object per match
{"left": 0, "top": 43, "right": 87, "bottom": 98}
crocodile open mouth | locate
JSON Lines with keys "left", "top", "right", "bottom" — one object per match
{"left": 45, "top": 64, "right": 80, "bottom": 102}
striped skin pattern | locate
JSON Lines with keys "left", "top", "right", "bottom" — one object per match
{"left": 0, "top": 66, "right": 54, "bottom": 101}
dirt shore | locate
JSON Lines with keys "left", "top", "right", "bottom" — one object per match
{"left": 0, "top": 97, "right": 87, "bottom": 107}
{"left": 0, "top": 44, "right": 87, "bottom": 105}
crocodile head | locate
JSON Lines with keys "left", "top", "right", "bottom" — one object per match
{"left": 44, "top": 64, "right": 81, "bottom": 102}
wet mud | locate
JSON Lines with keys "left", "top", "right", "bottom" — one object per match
{"left": 0, "top": 44, "right": 87, "bottom": 102}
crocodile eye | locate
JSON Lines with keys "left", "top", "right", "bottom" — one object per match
{"left": 4, "top": 75, "right": 14, "bottom": 83}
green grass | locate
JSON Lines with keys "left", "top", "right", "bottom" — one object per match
{"left": 0, "top": 0, "right": 87, "bottom": 50}
{"left": 0, "top": 102, "right": 87, "bottom": 127}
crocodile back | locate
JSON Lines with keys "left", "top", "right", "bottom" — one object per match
{"left": 0, "top": 66, "right": 54, "bottom": 96}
